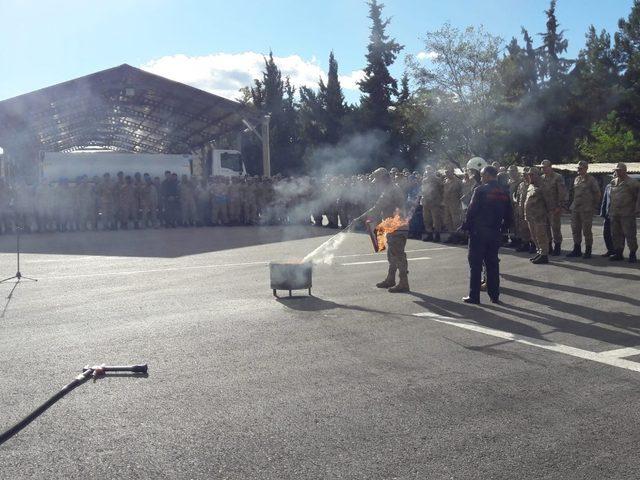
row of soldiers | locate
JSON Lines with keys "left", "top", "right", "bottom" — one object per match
{"left": 520, "top": 160, "right": 639, "bottom": 263}
{"left": 417, "top": 158, "right": 639, "bottom": 263}
{"left": 0, "top": 171, "right": 407, "bottom": 234}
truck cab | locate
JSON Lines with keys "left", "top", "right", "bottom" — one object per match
{"left": 211, "top": 149, "right": 246, "bottom": 177}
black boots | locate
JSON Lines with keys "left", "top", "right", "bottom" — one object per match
{"left": 566, "top": 244, "right": 582, "bottom": 258}
{"left": 630, "top": 251, "right": 637, "bottom": 263}
{"left": 433, "top": 232, "right": 441, "bottom": 242}
{"left": 609, "top": 250, "right": 624, "bottom": 261}
{"left": 583, "top": 246, "right": 592, "bottom": 259}
{"left": 551, "top": 243, "right": 562, "bottom": 256}
{"left": 528, "top": 242, "right": 537, "bottom": 254}
{"left": 531, "top": 255, "right": 549, "bottom": 264}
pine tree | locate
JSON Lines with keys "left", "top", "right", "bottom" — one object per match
{"left": 522, "top": 28, "right": 539, "bottom": 92}
{"left": 358, "top": 0, "right": 404, "bottom": 134}
{"left": 324, "top": 51, "right": 346, "bottom": 144}
{"left": 573, "top": 26, "right": 619, "bottom": 125}
{"left": 538, "top": 0, "right": 572, "bottom": 84}
{"left": 614, "top": 0, "right": 640, "bottom": 131}
{"left": 397, "top": 73, "right": 410, "bottom": 105}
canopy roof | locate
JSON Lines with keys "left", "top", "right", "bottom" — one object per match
{"left": 0, "top": 64, "right": 259, "bottom": 154}
{"left": 552, "top": 162, "right": 640, "bottom": 174}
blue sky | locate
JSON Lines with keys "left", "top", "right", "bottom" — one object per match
{"left": 0, "top": 0, "right": 635, "bottom": 103}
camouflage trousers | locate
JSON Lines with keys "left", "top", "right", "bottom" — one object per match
{"left": 545, "top": 210, "right": 563, "bottom": 244}
{"left": 443, "top": 202, "right": 461, "bottom": 232}
{"left": 211, "top": 202, "right": 228, "bottom": 225}
{"left": 422, "top": 204, "right": 443, "bottom": 233}
{"left": 611, "top": 215, "right": 638, "bottom": 252}
{"left": 570, "top": 210, "right": 594, "bottom": 246}
{"left": 516, "top": 212, "right": 530, "bottom": 242}
{"left": 387, "top": 231, "right": 408, "bottom": 276}
{"left": 528, "top": 221, "right": 549, "bottom": 255}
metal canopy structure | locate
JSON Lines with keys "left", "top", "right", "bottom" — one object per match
{"left": 0, "top": 64, "right": 260, "bottom": 163}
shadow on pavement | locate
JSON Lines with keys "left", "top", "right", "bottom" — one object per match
{"left": 408, "top": 291, "right": 546, "bottom": 339}
{"left": 501, "top": 273, "right": 640, "bottom": 308}
{"left": 0, "top": 225, "right": 339, "bottom": 259}
{"left": 550, "top": 261, "right": 640, "bottom": 280}
{"left": 275, "top": 295, "right": 407, "bottom": 317}
{"left": 497, "top": 287, "right": 640, "bottom": 344}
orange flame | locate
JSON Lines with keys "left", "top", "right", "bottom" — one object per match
{"left": 375, "top": 214, "right": 409, "bottom": 252}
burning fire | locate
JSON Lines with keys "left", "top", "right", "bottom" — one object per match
{"left": 367, "top": 214, "right": 409, "bottom": 252}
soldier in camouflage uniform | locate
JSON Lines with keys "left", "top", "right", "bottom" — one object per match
{"left": 226, "top": 177, "right": 242, "bottom": 225}
{"left": 355, "top": 167, "right": 410, "bottom": 293}
{"left": 608, "top": 162, "right": 640, "bottom": 263}
{"left": 566, "top": 161, "right": 601, "bottom": 259}
{"left": 118, "top": 175, "right": 137, "bottom": 229}
{"left": 507, "top": 165, "right": 522, "bottom": 247}
{"left": 140, "top": 174, "right": 159, "bottom": 228}
{"left": 0, "top": 178, "right": 13, "bottom": 234}
{"left": 97, "top": 174, "right": 116, "bottom": 230}
{"left": 195, "top": 178, "right": 211, "bottom": 226}
{"left": 525, "top": 167, "right": 550, "bottom": 264}
{"left": 514, "top": 169, "right": 534, "bottom": 253}
{"left": 442, "top": 166, "right": 462, "bottom": 243}
{"left": 180, "top": 174, "right": 197, "bottom": 227}
{"left": 541, "top": 159, "right": 567, "bottom": 256}
{"left": 211, "top": 177, "right": 229, "bottom": 226}
{"left": 421, "top": 166, "right": 444, "bottom": 242}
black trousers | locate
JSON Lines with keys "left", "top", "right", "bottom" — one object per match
{"left": 602, "top": 216, "right": 614, "bottom": 252}
{"left": 468, "top": 229, "right": 501, "bottom": 302}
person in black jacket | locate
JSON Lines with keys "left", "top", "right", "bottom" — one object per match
{"left": 458, "top": 166, "right": 512, "bottom": 304}
{"left": 600, "top": 172, "right": 615, "bottom": 257}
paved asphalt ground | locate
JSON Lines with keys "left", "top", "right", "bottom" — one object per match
{"left": 0, "top": 219, "right": 639, "bottom": 479}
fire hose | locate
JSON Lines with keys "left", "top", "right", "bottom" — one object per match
{"left": 0, "top": 363, "right": 148, "bottom": 446}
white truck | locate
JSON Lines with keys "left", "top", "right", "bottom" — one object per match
{"left": 40, "top": 149, "right": 246, "bottom": 181}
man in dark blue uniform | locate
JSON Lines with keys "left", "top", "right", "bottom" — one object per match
{"left": 458, "top": 166, "right": 512, "bottom": 304}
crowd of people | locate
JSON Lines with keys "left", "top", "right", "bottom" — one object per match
{"left": 0, "top": 170, "right": 403, "bottom": 234}
{"left": 0, "top": 161, "right": 637, "bottom": 266}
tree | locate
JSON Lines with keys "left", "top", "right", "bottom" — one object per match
{"left": 571, "top": 26, "right": 620, "bottom": 129}
{"left": 249, "top": 52, "right": 302, "bottom": 174}
{"left": 577, "top": 111, "right": 640, "bottom": 162}
{"left": 538, "top": 0, "right": 572, "bottom": 84}
{"left": 408, "top": 23, "right": 503, "bottom": 158}
{"left": 324, "top": 51, "right": 346, "bottom": 144}
{"left": 614, "top": 0, "right": 640, "bottom": 131}
{"left": 358, "top": 0, "right": 404, "bottom": 135}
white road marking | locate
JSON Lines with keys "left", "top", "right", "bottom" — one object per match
{"left": 414, "top": 312, "right": 640, "bottom": 373}
{"left": 12, "top": 246, "right": 455, "bottom": 280}
{"left": 341, "top": 257, "right": 432, "bottom": 266}
{"left": 43, "top": 260, "right": 270, "bottom": 279}
{"left": 599, "top": 347, "right": 640, "bottom": 358}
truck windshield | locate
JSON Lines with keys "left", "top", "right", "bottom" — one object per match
{"left": 220, "top": 153, "right": 242, "bottom": 172}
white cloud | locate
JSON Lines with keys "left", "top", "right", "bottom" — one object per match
{"left": 417, "top": 51, "right": 439, "bottom": 61}
{"left": 338, "top": 70, "right": 366, "bottom": 91}
{"left": 141, "top": 52, "right": 364, "bottom": 101}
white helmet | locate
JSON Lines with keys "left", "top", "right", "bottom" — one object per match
{"left": 466, "top": 157, "right": 487, "bottom": 171}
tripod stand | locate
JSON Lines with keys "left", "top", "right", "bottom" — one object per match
{"left": 0, "top": 225, "right": 37, "bottom": 284}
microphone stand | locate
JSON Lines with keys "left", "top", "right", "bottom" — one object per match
{"left": 0, "top": 225, "right": 38, "bottom": 284}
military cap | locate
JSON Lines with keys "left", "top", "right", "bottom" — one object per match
{"left": 614, "top": 162, "right": 627, "bottom": 171}
{"left": 577, "top": 160, "right": 588, "bottom": 168}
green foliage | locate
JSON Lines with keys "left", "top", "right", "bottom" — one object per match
{"left": 240, "top": 0, "right": 640, "bottom": 173}
{"left": 358, "top": 0, "right": 404, "bottom": 135}
{"left": 577, "top": 111, "right": 640, "bottom": 162}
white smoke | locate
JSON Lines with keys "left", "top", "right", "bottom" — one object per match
{"left": 302, "top": 230, "right": 350, "bottom": 265}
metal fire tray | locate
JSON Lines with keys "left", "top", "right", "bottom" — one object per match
{"left": 270, "top": 262, "right": 312, "bottom": 297}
